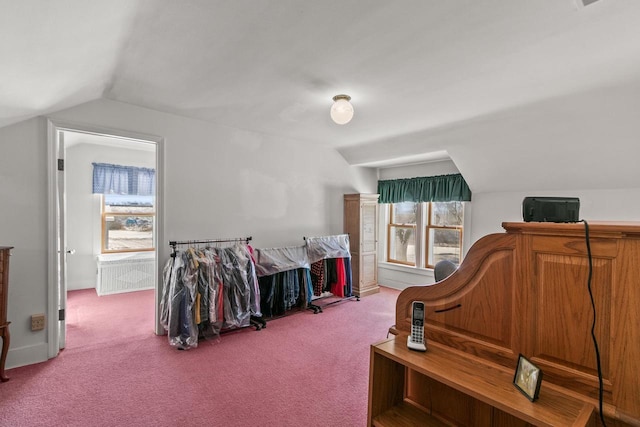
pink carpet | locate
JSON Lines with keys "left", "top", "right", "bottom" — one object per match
{"left": 1, "top": 286, "right": 400, "bottom": 426}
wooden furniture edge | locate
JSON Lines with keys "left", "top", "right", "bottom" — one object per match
{"left": 371, "top": 337, "right": 596, "bottom": 426}
{"left": 502, "top": 221, "right": 640, "bottom": 238}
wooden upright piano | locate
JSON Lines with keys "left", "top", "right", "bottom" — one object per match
{"left": 368, "top": 222, "right": 640, "bottom": 426}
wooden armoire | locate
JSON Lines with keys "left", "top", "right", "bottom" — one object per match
{"left": 344, "top": 194, "right": 379, "bottom": 297}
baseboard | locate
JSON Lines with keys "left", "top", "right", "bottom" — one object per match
{"left": 6, "top": 342, "right": 49, "bottom": 370}
{"left": 98, "top": 286, "right": 154, "bottom": 296}
{"left": 67, "top": 281, "right": 96, "bottom": 291}
{"left": 377, "top": 278, "right": 413, "bottom": 291}
{"left": 355, "top": 286, "right": 380, "bottom": 297}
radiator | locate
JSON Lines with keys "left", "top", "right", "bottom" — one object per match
{"left": 96, "top": 252, "right": 155, "bottom": 296}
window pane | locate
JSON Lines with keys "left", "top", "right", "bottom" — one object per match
{"left": 428, "top": 228, "right": 461, "bottom": 266}
{"left": 104, "top": 215, "right": 154, "bottom": 251}
{"left": 105, "top": 194, "right": 154, "bottom": 214}
{"left": 431, "top": 202, "right": 463, "bottom": 227}
{"left": 392, "top": 202, "right": 417, "bottom": 224}
{"left": 389, "top": 226, "right": 416, "bottom": 265}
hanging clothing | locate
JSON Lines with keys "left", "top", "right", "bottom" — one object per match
{"left": 310, "top": 260, "right": 325, "bottom": 296}
{"left": 160, "top": 237, "right": 354, "bottom": 350}
{"left": 343, "top": 257, "right": 353, "bottom": 297}
{"left": 160, "top": 242, "right": 262, "bottom": 349}
{"left": 258, "top": 267, "right": 310, "bottom": 317}
{"left": 309, "top": 257, "right": 352, "bottom": 298}
{"left": 331, "top": 257, "right": 346, "bottom": 298}
{"left": 325, "top": 258, "right": 338, "bottom": 294}
{"left": 299, "top": 268, "right": 312, "bottom": 304}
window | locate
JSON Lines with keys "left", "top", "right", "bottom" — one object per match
{"left": 426, "top": 201, "right": 463, "bottom": 268}
{"left": 378, "top": 173, "right": 471, "bottom": 270}
{"left": 388, "top": 202, "right": 417, "bottom": 265}
{"left": 102, "top": 194, "right": 155, "bottom": 253}
{"left": 386, "top": 201, "right": 464, "bottom": 269}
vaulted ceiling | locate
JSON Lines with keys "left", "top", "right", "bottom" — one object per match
{"left": 3, "top": 0, "right": 640, "bottom": 191}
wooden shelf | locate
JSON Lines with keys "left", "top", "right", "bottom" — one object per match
{"left": 372, "top": 401, "right": 449, "bottom": 427}
{"left": 368, "top": 337, "right": 596, "bottom": 427}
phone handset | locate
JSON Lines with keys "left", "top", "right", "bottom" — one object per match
{"left": 407, "top": 301, "right": 427, "bottom": 352}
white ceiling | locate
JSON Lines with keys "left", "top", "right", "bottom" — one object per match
{"left": 2, "top": 0, "right": 640, "bottom": 189}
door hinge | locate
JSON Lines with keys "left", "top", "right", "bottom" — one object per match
{"left": 57, "top": 159, "right": 64, "bottom": 171}
{"left": 58, "top": 309, "right": 65, "bottom": 321}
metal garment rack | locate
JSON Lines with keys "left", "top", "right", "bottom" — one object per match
{"left": 169, "top": 236, "right": 252, "bottom": 257}
{"left": 303, "top": 235, "right": 359, "bottom": 314}
{"left": 166, "top": 236, "right": 266, "bottom": 331}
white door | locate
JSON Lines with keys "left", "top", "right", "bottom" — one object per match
{"left": 56, "top": 130, "right": 67, "bottom": 350}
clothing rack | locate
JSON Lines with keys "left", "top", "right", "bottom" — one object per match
{"left": 304, "top": 234, "right": 359, "bottom": 313}
{"left": 253, "top": 244, "right": 312, "bottom": 319}
{"left": 163, "top": 236, "right": 266, "bottom": 348}
{"left": 307, "top": 284, "right": 360, "bottom": 314}
{"left": 169, "top": 237, "right": 252, "bottom": 257}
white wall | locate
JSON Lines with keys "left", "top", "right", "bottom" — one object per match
{"left": 65, "top": 141, "right": 155, "bottom": 291}
{"left": 470, "top": 188, "right": 640, "bottom": 244}
{"left": 0, "top": 98, "right": 377, "bottom": 369}
{"left": 0, "top": 117, "right": 50, "bottom": 366}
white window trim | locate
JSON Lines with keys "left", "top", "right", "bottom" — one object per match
{"left": 379, "top": 202, "right": 471, "bottom": 272}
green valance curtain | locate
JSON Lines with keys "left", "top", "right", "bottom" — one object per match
{"left": 377, "top": 173, "right": 472, "bottom": 203}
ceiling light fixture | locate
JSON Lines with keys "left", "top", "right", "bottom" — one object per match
{"left": 330, "top": 94, "right": 354, "bottom": 125}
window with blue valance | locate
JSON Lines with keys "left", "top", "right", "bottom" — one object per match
{"left": 377, "top": 173, "right": 471, "bottom": 204}
{"left": 92, "top": 163, "right": 156, "bottom": 196}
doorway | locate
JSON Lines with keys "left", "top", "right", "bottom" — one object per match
{"left": 47, "top": 120, "right": 164, "bottom": 357}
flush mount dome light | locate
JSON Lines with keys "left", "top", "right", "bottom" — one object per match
{"left": 330, "top": 94, "right": 354, "bottom": 125}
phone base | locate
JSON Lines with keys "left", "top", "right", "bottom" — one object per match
{"left": 407, "top": 336, "right": 426, "bottom": 352}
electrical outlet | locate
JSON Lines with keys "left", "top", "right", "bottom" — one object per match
{"left": 31, "top": 314, "right": 45, "bottom": 331}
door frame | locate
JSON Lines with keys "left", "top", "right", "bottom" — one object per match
{"left": 47, "top": 119, "right": 165, "bottom": 359}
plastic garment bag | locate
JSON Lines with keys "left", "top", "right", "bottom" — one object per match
{"left": 253, "top": 245, "right": 310, "bottom": 277}
{"left": 305, "top": 234, "right": 351, "bottom": 264}
{"left": 204, "top": 250, "right": 224, "bottom": 335}
{"left": 160, "top": 252, "right": 199, "bottom": 349}
{"left": 193, "top": 250, "right": 222, "bottom": 341}
{"left": 218, "top": 246, "right": 252, "bottom": 329}
{"left": 244, "top": 247, "right": 262, "bottom": 318}
{"left": 160, "top": 256, "right": 176, "bottom": 330}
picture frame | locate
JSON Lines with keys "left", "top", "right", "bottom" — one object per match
{"left": 513, "top": 354, "right": 543, "bottom": 402}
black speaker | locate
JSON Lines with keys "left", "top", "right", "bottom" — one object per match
{"left": 522, "top": 197, "right": 580, "bottom": 223}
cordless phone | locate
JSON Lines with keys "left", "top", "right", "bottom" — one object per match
{"left": 407, "top": 301, "right": 427, "bottom": 352}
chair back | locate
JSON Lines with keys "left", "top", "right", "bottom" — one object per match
{"left": 434, "top": 259, "right": 457, "bottom": 282}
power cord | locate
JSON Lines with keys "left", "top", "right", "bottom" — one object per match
{"left": 582, "top": 220, "right": 606, "bottom": 426}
